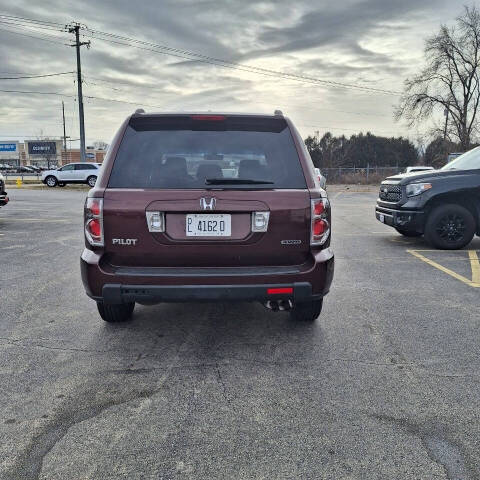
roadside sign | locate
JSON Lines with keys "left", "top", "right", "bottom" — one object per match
{"left": 27, "top": 141, "right": 57, "bottom": 155}
{"left": 0, "top": 143, "right": 17, "bottom": 152}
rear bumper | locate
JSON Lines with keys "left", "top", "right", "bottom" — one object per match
{"left": 81, "top": 248, "right": 334, "bottom": 304}
{"left": 102, "top": 282, "right": 317, "bottom": 304}
{"left": 375, "top": 204, "right": 424, "bottom": 232}
{"left": 0, "top": 191, "right": 8, "bottom": 206}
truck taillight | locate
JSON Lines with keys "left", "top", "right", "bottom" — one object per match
{"left": 85, "top": 198, "right": 104, "bottom": 247}
{"left": 311, "top": 198, "right": 330, "bottom": 246}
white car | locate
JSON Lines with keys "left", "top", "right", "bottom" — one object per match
{"left": 405, "top": 166, "right": 435, "bottom": 173}
{"left": 41, "top": 162, "right": 100, "bottom": 187}
{"left": 314, "top": 167, "right": 327, "bottom": 189}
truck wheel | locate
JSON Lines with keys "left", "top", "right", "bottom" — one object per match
{"left": 395, "top": 228, "right": 422, "bottom": 237}
{"left": 97, "top": 302, "right": 135, "bottom": 323}
{"left": 45, "top": 176, "right": 57, "bottom": 187}
{"left": 87, "top": 176, "right": 97, "bottom": 187}
{"left": 424, "top": 204, "right": 475, "bottom": 250}
{"left": 290, "top": 299, "right": 323, "bottom": 321}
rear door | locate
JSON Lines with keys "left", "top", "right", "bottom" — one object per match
{"left": 102, "top": 115, "right": 311, "bottom": 268}
{"left": 75, "top": 163, "right": 97, "bottom": 180}
{"left": 57, "top": 164, "right": 75, "bottom": 181}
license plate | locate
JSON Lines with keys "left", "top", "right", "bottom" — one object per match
{"left": 186, "top": 214, "right": 231, "bottom": 237}
{"left": 379, "top": 214, "right": 385, "bottom": 223}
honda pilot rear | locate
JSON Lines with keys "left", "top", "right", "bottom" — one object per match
{"left": 81, "top": 111, "right": 334, "bottom": 322}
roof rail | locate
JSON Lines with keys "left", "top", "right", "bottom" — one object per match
{"left": 134, "top": 108, "right": 145, "bottom": 114}
{"left": 274, "top": 109, "right": 283, "bottom": 116}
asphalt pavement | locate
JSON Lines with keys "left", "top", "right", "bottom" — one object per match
{"left": 1, "top": 187, "right": 480, "bottom": 479}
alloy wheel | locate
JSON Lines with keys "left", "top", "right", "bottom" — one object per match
{"left": 436, "top": 213, "right": 466, "bottom": 243}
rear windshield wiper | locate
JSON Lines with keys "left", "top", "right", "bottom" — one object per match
{"left": 205, "top": 178, "right": 274, "bottom": 185}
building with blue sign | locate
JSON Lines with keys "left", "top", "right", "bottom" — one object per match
{"left": 0, "top": 141, "right": 19, "bottom": 165}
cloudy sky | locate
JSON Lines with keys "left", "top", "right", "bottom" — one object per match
{"left": 0, "top": 0, "right": 468, "bottom": 148}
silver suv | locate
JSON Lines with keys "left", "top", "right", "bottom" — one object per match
{"left": 42, "top": 162, "right": 100, "bottom": 187}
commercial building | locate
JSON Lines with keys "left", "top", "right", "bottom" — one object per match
{"left": 0, "top": 140, "right": 106, "bottom": 167}
{"left": 0, "top": 141, "right": 20, "bottom": 166}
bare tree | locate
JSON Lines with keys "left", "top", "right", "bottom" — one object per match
{"left": 395, "top": 6, "right": 480, "bottom": 150}
{"left": 93, "top": 140, "right": 108, "bottom": 150}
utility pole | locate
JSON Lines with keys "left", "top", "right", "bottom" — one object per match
{"left": 67, "top": 23, "right": 90, "bottom": 162}
{"left": 62, "top": 101, "right": 67, "bottom": 151}
{"left": 61, "top": 101, "right": 70, "bottom": 164}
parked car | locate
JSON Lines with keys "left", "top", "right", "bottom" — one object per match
{"left": 376, "top": 146, "right": 480, "bottom": 249}
{"left": 81, "top": 110, "right": 334, "bottom": 323}
{"left": 404, "top": 166, "right": 435, "bottom": 173}
{"left": 13, "top": 166, "right": 36, "bottom": 174}
{"left": 26, "top": 165, "right": 41, "bottom": 173}
{"left": 0, "top": 172, "right": 8, "bottom": 207}
{"left": 41, "top": 162, "right": 100, "bottom": 187}
{"left": 314, "top": 167, "right": 327, "bottom": 189}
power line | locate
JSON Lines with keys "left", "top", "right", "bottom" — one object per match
{"left": 84, "top": 28, "right": 402, "bottom": 96}
{"left": 0, "top": 26, "right": 69, "bottom": 46}
{"left": 0, "top": 14, "right": 402, "bottom": 96}
{"left": 0, "top": 134, "right": 62, "bottom": 137}
{"left": 0, "top": 88, "right": 75, "bottom": 97}
{"left": 0, "top": 71, "right": 74, "bottom": 80}
{"left": 0, "top": 86, "right": 167, "bottom": 108}
{"left": 0, "top": 14, "right": 64, "bottom": 27}
{"left": 0, "top": 19, "right": 64, "bottom": 34}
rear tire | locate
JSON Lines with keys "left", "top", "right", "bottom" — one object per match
{"left": 97, "top": 302, "right": 135, "bottom": 323}
{"left": 424, "top": 204, "right": 475, "bottom": 250}
{"left": 45, "top": 176, "right": 57, "bottom": 187}
{"left": 395, "top": 228, "right": 422, "bottom": 237}
{"left": 87, "top": 176, "right": 97, "bottom": 187}
{"left": 290, "top": 299, "right": 323, "bottom": 322}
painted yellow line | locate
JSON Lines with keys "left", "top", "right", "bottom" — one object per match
{"left": 407, "top": 249, "right": 480, "bottom": 288}
{"left": 469, "top": 250, "right": 480, "bottom": 284}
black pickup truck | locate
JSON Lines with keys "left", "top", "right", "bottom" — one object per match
{"left": 375, "top": 147, "right": 480, "bottom": 249}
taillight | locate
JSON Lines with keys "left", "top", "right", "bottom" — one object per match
{"left": 311, "top": 198, "right": 330, "bottom": 246}
{"left": 85, "top": 198, "right": 104, "bottom": 246}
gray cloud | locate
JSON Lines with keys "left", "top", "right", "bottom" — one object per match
{"left": 0, "top": 0, "right": 459, "bottom": 143}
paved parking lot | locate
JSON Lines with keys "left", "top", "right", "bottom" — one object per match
{"left": 1, "top": 188, "right": 480, "bottom": 479}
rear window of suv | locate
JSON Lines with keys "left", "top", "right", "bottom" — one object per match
{"left": 108, "top": 115, "right": 307, "bottom": 189}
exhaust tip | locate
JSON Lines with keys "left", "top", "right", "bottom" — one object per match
{"left": 263, "top": 300, "right": 292, "bottom": 312}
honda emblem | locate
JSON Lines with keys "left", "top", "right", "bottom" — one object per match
{"left": 200, "top": 197, "right": 216, "bottom": 210}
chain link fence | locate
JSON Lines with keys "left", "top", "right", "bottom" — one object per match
{"left": 321, "top": 166, "right": 403, "bottom": 184}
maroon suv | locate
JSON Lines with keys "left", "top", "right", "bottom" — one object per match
{"left": 81, "top": 111, "right": 334, "bottom": 322}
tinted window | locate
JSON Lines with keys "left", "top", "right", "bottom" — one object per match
{"left": 76, "top": 164, "right": 97, "bottom": 170}
{"left": 61, "top": 165, "right": 74, "bottom": 171}
{"left": 108, "top": 116, "right": 306, "bottom": 189}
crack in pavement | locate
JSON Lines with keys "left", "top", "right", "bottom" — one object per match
{"left": 4, "top": 320, "right": 203, "bottom": 480}
{"left": 370, "top": 413, "right": 477, "bottom": 480}
{"left": 3, "top": 385, "right": 159, "bottom": 480}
